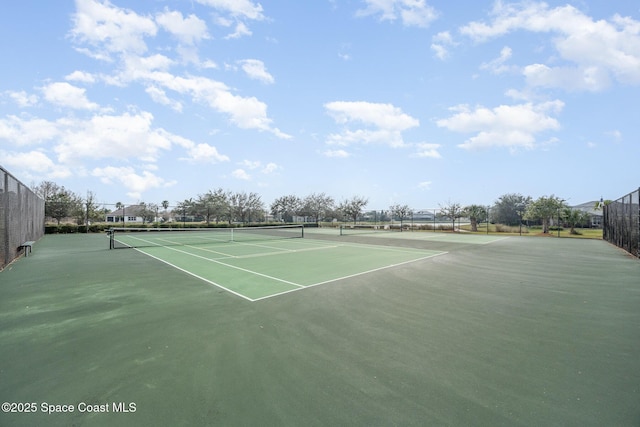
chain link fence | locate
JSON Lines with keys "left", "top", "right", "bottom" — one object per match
{"left": 603, "top": 188, "right": 640, "bottom": 258}
{"left": 1, "top": 166, "right": 45, "bottom": 269}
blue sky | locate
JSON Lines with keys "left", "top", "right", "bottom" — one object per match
{"left": 1, "top": 0, "right": 638, "bottom": 209}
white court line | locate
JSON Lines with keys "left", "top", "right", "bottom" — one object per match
{"left": 252, "top": 251, "right": 448, "bottom": 302}
{"left": 114, "top": 234, "right": 233, "bottom": 256}
{"left": 210, "top": 245, "right": 339, "bottom": 260}
{"left": 332, "top": 241, "right": 446, "bottom": 255}
{"left": 132, "top": 238, "right": 448, "bottom": 302}
{"left": 173, "top": 237, "right": 338, "bottom": 259}
{"left": 145, "top": 244, "right": 305, "bottom": 289}
{"left": 133, "top": 248, "right": 255, "bottom": 302}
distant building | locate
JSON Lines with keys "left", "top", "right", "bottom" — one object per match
{"left": 571, "top": 201, "right": 603, "bottom": 228}
{"left": 413, "top": 210, "right": 436, "bottom": 221}
{"left": 106, "top": 204, "right": 148, "bottom": 224}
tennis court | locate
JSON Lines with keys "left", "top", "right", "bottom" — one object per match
{"left": 108, "top": 226, "right": 447, "bottom": 301}
{"left": 1, "top": 230, "right": 639, "bottom": 426}
{"left": 336, "top": 225, "right": 509, "bottom": 244}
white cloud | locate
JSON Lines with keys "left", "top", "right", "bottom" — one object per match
{"left": 605, "top": 129, "right": 622, "bottom": 142}
{"left": 181, "top": 143, "right": 230, "bottom": 163}
{"left": 323, "top": 149, "right": 350, "bottom": 158}
{"left": 237, "top": 160, "right": 279, "bottom": 174}
{"left": 145, "top": 86, "right": 183, "bottom": 112}
{"left": 200, "top": 60, "right": 218, "bottom": 69}
{"left": 262, "top": 162, "right": 279, "bottom": 174}
{"left": 417, "top": 181, "right": 432, "bottom": 190}
{"left": 0, "top": 115, "right": 60, "bottom": 146}
{"left": 67, "top": 1, "right": 288, "bottom": 139}
{"left": 357, "top": 0, "right": 438, "bottom": 28}
{"left": 156, "top": 9, "right": 209, "bottom": 45}
{"left": 225, "top": 22, "right": 252, "bottom": 39}
{"left": 5, "top": 90, "right": 38, "bottom": 107}
{"left": 70, "top": 0, "right": 157, "bottom": 58}
{"left": 195, "top": 0, "right": 265, "bottom": 21}
{"left": 460, "top": 2, "right": 640, "bottom": 91}
{"left": 504, "top": 88, "right": 536, "bottom": 101}
{"left": 119, "top": 71, "right": 290, "bottom": 138}
{"left": 41, "top": 82, "right": 99, "bottom": 110}
{"left": 338, "top": 43, "right": 352, "bottom": 61}
{"left": 55, "top": 111, "right": 173, "bottom": 164}
{"left": 324, "top": 101, "right": 419, "bottom": 147}
{"left": 437, "top": 101, "right": 564, "bottom": 150}
{"left": 412, "top": 143, "right": 441, "bottom": 158}
{"left": 480, "top": 46, "right": 514, "bottom": 74}
{"left": 232, "top": 169, "right": 251, "bottom": 180}
{"left": 65, "top": 70, "right": 97, "bottom": 83}
{"left": 115, "top": 54, "right": 174, "bottom": 84}
{"left": 238, "top": 59, "right": 274, "bottom": 84}
{"left": 326, "top": 101, "right": 419, "bottom": 130}
{"left": 431, "top": 31, "right": 456, "bottom": 60}
{"left": 522, "top": 63, "right": 611, "bottom": 92}
{"left": 92, "top": 166, "right": 176, "bottom": 199}
{"left": 0, "top": 112, "right": 209, "bottom": 168}
{"left": 239, "top": 160, "right": 261, "bottom": 170}
{"left": 195, "top": 0, "right": 263, "bottom": 38}
{"left": 0, "top": 150, "right": 72, "bottom": 179}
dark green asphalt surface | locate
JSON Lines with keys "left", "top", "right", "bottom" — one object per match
{"left": 0, "top": 233, "right": 639, "bottom": 426}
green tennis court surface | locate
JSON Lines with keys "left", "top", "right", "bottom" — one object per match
{"left": 130, "top": 237, "right": 445, "bottom": 301}
{"left": 1, "top": 232, "right": 639, "bottom": 426}
{"left": 333, "top": 226, "right": 508, "bottom": 244}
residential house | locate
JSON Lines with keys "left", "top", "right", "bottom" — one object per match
{"left": 571, "top": 201, "right": 603, "bottom": 228}
{"left": 106, "top": 204, "right": 151, "bottom": 224}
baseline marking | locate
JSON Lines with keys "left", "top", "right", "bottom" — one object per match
{"left": 134, "top": 248, "right": 255, "bottom": 302}
{"left": 252, "top": 251, "right": 448, "bottom": 302}
{"left": 144, "top": 244, "right": 305, "bottom": 289}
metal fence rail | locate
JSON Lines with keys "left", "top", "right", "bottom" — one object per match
{"left": 1, "top": 166, "right": 45, "bottom": 269}
{"left": 603, "top": 188, "right": 640, "bottom": 258}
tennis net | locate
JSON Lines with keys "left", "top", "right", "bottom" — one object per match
{"left": 339, "top": 224, "right": 404, "bottom": 236}
{"left": 108, "top": 225, "right": 304, "bottom": 249}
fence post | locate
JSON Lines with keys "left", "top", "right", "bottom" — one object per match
{"left": 2, "top": 171, "right": 8, "bottom": 268}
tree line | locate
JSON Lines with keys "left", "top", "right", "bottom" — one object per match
{"left": 32, "top": 181, "right": 593, "bottom": 234}
{"left": 442, "top": 193, "right": 595, "bottom": 234}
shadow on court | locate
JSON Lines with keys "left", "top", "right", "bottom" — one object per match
{"left": 1, "top": 232, "right": 639, "bottom": 426}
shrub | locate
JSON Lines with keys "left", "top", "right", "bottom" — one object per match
{"left": 494, "top": 224, "right": 529, "bottom": 233}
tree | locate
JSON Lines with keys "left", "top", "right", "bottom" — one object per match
{"left": 562, "top": 208, "right": 590, "bottom": 235}
{"left": 593, "top": 199, "right": 611, "bottom": 211}
{"left": 439, "top": 200, "right": 464, "bottom": 231}
{"left": 463, "top": 204, "right": 487, "bottom": 232}
{"left": 82, "top": 191, "right": 104, "bottom": 227}
{"left": 115, "top": 202, "right": 124, "bottom": 224}
{"left": 524, "top": 195, "right": 567, "bottom": 234}
{"left": 32, "top": 181, "right": 62, "bottom": 200}
{"left": 196, "top": 189, "right": 230, "bottom": 225}
{"left": 300, "top": 193, "right": 334, "bottom": 224}
{"left": 160, "top": 200, "right": 171, "bottom": 223}
{"left": 176, "top": 198, "right": 197, "bottom": 223}
{"left": 338, "top": 196, "right": 368, "bottom": 224}
{"left": 205, "top": 188, "right": 231, "bottom": 224}
{"left": 270, "top": 195, "right": 302, "bottom": 222}
{"left": 46, "top": 189, "right": 82, "bottom": 225}
{"left": 492, "top": 193, "right": 532, "bottom": 226}
{"left": 389, "top": 204, "right": 412, "bottom": 230}
{"left": 230, "top": 191, "right": 264, "bottom": 224}
{"left": 138, "top": 202, "right": 158, "bottom": 225}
